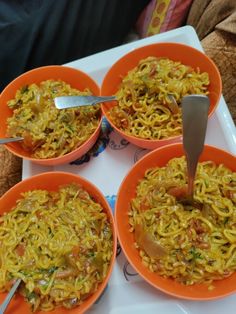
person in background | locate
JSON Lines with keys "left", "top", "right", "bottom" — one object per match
{"left": 0, "top": 0, "right": 150, "bottom": 91}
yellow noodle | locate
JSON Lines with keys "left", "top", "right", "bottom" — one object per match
{"left": 129, "top": 156, "right": 236, "bottom": 286}
{"left": 0, "top": 184, "right": 113, "bottom": 312}
{"left": 7, "top": 80, "right": 100, "bottom": 159}
{"left": 108, "top": 57, "right": 210, "bottom": 140}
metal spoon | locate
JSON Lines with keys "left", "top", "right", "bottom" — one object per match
{"left": 54, "top": 95, "right": 116, "bottom": 110}
{"left": 181, "top": 94, "right": 210, "bottom": 206}
{"left": 0, "top": 279, "right": 21, "bottom": 314}
{"left": 1, "top": 95, "right": 115, "bottom": 144}
{"left": 0, "top": 137, "right": 24, "bottom": 145}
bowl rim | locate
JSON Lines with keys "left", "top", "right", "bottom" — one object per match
{"left": 0, "top": 171, "right": 117, "bottom": 313}
{"left": 115, "top": 143, "right": 236, "bottom": 300}
{"left": 4, "top": 118, "right": 102, "bottom": 164}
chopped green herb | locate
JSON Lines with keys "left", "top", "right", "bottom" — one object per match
{"left": 38, "top": 266, "right": 58, "bottom": 274}
{"left": 87, "top": 251, "right": 95, "bottom": 257}
{"left": 189, "top": 247, "right": 203, "bottom": 260}
{"left": 21, "top": 85, "right": 29, "bottom": 94}
{"left": 48, "top": 266, "right": 58, "bottom": 274}
{"left": 26, "top": 290, "right": 37, "bottom": 302}
{"left": 19, "top": 270, "right": 30, "bottom": 277}
{"left": 223, "top": 217, "right": 229, "bottom": 225}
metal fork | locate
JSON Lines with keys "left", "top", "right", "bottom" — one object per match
{"left": 54, "top": 95, "right": 116, "bottom": 109}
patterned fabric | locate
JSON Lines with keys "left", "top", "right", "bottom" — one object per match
{"left": 136, "top": 0, "right": 193, "bottom": 37}
{"left": 147, "top": 0, "right": 171, "bottom": 36}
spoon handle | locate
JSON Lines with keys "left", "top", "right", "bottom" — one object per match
{"left": 0, "top": 279, "right": 21, "bottom": 314}
{"left": 54, "top": 95, "right": 116, "bottom": 109}
{"left": 182, "top": 95, "right": 210, "bottom": 196}
{"left": 0, "top": 137, "right": 24, "bottom": 145}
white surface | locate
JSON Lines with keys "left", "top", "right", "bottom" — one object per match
{"left": 22, "top": 26, "right": 236, "bottom": 313}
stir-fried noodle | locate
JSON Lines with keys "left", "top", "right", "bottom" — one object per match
{"left": 129, "top": 157, "right": 236, "bottom": 286}
{"left": 7, "top": 80, "right": 100, "bottom": 159}
{"left": 109, "top": 57, "right": 210, "bottom": 140}
{"left": 0, "top": 184, "right": 113, "bottom": 311}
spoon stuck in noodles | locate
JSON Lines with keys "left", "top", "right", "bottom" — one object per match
{"left": 179, "top": 94, "right": 210, "bottom": 208}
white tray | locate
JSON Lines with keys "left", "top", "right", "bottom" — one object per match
{"left": 23, "top": 26, "right": 236, "bottom": 314}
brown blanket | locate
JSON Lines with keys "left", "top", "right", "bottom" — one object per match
{"left": 0, "top": 146, "right": 22, "bottom": 196}
{"left": 201, "top": 30, "right": 236, "bottom": 123}
{"left": 187, "top": 0, "right": 236, "bottom": 40}
{"left": 187, "top": 0, "right": 236, "bottom": 124}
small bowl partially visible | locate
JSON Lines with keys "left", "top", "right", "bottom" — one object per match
{"left": 101, "top": 42, "right": 222, "bottom": 150}
{"left": 0, "top": 65, "right": 101, "bottom": 166}
{"left": 0, "top": 171, "right": 117, "bottom": 313}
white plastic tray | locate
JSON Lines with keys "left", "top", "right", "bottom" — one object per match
{"left": 23, "top": 26, "right": 236, "bottom": 314}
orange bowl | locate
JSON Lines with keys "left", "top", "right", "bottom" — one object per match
{"left": 115, "top": 143, "right": 236, "bottom": 300}
{"left": 101, "top": 42, "right": 222, "bottom": 149}
{"left": 0, "top": 65, "right": 101, "bottom": 166}
{"left": 0, "top": 171, "right": 117, "bottom": 313}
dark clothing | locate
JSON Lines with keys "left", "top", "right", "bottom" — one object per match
{"left": 0, "top": 0, "right": 149, "bottom": 91}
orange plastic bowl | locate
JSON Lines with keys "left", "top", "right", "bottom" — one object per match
{"left": 0, "top": 171, "right": 117, "bottom": 313}
{"left": 0, "top": 65, "right": 101, "bottom": 166}
{"left": 101, "top": 42, "right": 222, "bottom": 150}
{"left": 116, "top": 143, "right": 236, "bottom": 300}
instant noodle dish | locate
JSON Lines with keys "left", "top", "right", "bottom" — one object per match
{"left": 115, "top": 143, "right": 236, "bottom": 300}
{"left": 0, "top": 65, "right": 101, "bottom": 166}
{"left": 0, "top": 171, "right": 117, "bottom": 313}
{"left": 101, "top": 42, "right": 222, "bottom": 149}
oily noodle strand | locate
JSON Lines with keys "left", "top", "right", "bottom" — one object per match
{"left": 7, "top": 80, "right": 100, "bottom": 159}
{"left": 0, "top": 184, "right": 113, "bottom": 312}
{"left": 109, "top": 57, "right": 209, "bottom": 140}
{"left": 129, "top": 157, "right": 236, "bottom": 286}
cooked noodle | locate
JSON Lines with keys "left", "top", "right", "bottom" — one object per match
{"left": 7, "top": 80, "right": 100, "bottom": 159}
{"left": 108, "top": 57, "right": 210, "bottom": 140}
{"left": 129, "top": 157, "right": 236, "bottom": 286}
{"left": 0, "top": 184, "right": 113, "bottom": 312}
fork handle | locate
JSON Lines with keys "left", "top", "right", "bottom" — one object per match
{"left": 182, "top": 95, "right": 210, "bottom": 197}
{"left": 54, "top": 95, "right": 116, "bottom": 109}
{"left": 0, "top": 279, "right": 21, "bottom": 314}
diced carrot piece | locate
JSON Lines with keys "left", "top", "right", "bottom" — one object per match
{"left": 167, "top": 186, "right": 188, "bottom": 199}
{"left": 16, "top": 244, "right": 25, "bottom": 256}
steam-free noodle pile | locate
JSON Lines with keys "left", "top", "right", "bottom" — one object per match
{"left": 108, "top": 57, "right": 210, "bottom": 140}
{"left": 7, "top": 80, "right": 100, "bottom": 158}
{"left": 0, "top": 184, "right": 113, "bottom": 312}
{"left": 129, "top": 157, "right": 236, "bottom": 286}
